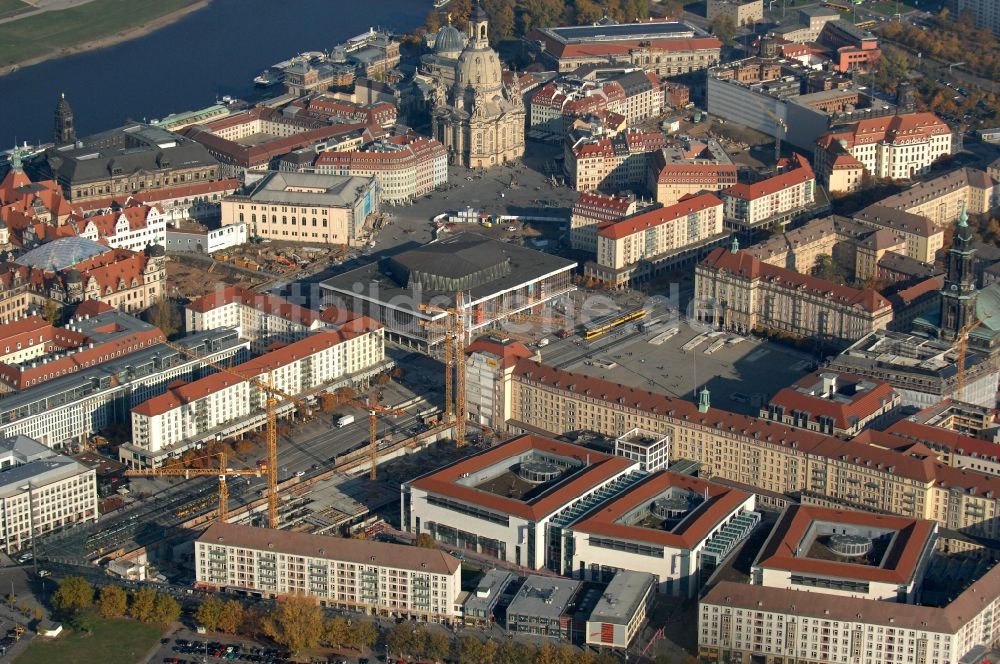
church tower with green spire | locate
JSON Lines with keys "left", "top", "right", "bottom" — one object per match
{"left": 939, "top": 203, "right": 978, "bottom": 341}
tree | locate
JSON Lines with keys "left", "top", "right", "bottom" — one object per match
{"left": 217, "top": 600, "right": 244, "bottom": 634}
{"left": 262, "top": 595, "right": 324, "bottom": 654}
{"left": 323, "top": 616, "right": 349, "bottom": 646}
{"left": 710, "top": 14, "right": 737, "bottom": 46}
{"left": 347, "top": 620, "right": 378, "bottom": 649}
{"left": 51, "top": 577, "right": 94, "bottom": 615}
{"left": 146, "top": 297, "right": 182, "bottom": 338}
{"left": 129, "top": 587, "right": 157, "bottom": 623}
{"left": 43, "top": 299, "right": 63, "bottom": 326}
{"left": 457, "top": 636, "right": 484, "bottom": 664}
{"left": 239, "top": 607, "right": 265, "bottom": 638}
{"left": 425, "top": 630, "right": 451, "bottom": 661}
{"left": 495, "top": 640, "right": 532, "bottom": 664}
{"left": 374, "top": 372, "right": 391, "bottom": 386}
{"left": 388, "top": 623, "right": 425, "bottom": 658}
{"left": 812, "top": 254, "right": 837, "bottom": 282}
{"left": 195, "top": 596, "right": 226, "bottom": 632}
{"left": 97, "top": 585, "right": 127, "bottom": 619}
{"left": 414, "top": 533, "right": 438, "bottom": 549}
{"left": 151, "top": 593, "right": 181, "bottom": 625}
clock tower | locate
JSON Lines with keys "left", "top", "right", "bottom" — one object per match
{"left": 939, "top": 203, "right": 978, "bottom": 341}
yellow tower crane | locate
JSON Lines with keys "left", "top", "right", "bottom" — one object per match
{"left": 956, "top": 317, "right": 985, "bottom": 402}
{"left": 161, "top": 341, "right": 313, "bottom": 528}
{"left": 345, "top": 391, "right": 405, "bottom": 481}
{"left": 126, "top": 452, "right": 263, "bottom": 522}
{"left": 420, "top": 291, "right": 468, "bottom": 446}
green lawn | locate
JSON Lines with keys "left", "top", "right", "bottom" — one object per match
{"left": 0, "top": 0, "right": 30, "bottom": 21}
{"left": 0, "top": 0, "right": 202, "bottom": 67}
{"left": 14, "top": 618, "right": 164, "bottom": 664}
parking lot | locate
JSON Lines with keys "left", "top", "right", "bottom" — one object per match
{"left": 153, "top": 635, "right": 300, "bottom": 664}
{"left": 539, "top": 315, "right": 816, "bottom": 416}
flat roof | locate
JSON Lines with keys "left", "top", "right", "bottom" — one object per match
{"left": 753, "top": 504, "right": 936, "bottom": 585}
{"left": 542, "top": 21, "right": 696, "bottom": 43}
{"left": 506, "top": 574, "right": 582, "bottom": 619}
{"left": 321, "top": 233, "right": 576, "bottom": 311}
{"left": 463, "top": 569, "right": 515, "bottom": 614}
{"left": 0, "top": 455, "right": 92, "bottom": 497}
{"left": 588, "top": 571, "right": 655, "bottom": 624}
{"left": 409, "top": 434, "right": 637, "bottom": 521}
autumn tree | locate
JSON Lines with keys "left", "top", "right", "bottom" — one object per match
{"left": 195, "top": 595, "right": 226, "bottom": 632}
{"left": 43, "top": 299, "right": 63, "bottom": 326}
{"left": 347, "top": 620, "right": 378, "bottom": 649}
{"left": 388, "top": 623, "right": 426, "bottom": 658}
{"left": 414, "top": 533, "right": 438, "bottom": 549}
{"left": 456, "top": 635, "right": 485, "bottom": 664}
{"left": 495, "top": 640, "right": 532, "bottom": 664}
{"left": 97, "top": 585, "right": 127, "bottom": 619}
{"left": 323, "top": 616, "right": 349, "bottom": 646}
{"left": 425, "top": 629, "right": 451, "bottom": 661}
{"left": 51, "top": 577, "right": 94, "bottom": 615}
{"left": 129, "top": 587, "right": 157, "bottom": 623}
{"left": 214, "top": 599, "right": 244, "bottom": 633}
{"left": 146, "top": 297, "right": 182, "bottom": 338}
{"left": 262, "top": 595, "right": 324, "bottom": 653}
{"left": 710, "top": 14, "right": 737, "bottom": 46}
{"left": 151, "top": 593, "right": 181, "bottom": 625}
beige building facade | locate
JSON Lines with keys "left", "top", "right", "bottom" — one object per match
{"left": 222, "top": 171, "right": 378, "bottom": 247}
{"left": 590, "top": 193, "right": 726, "bottom": 287}
{"left": 502, "top": 359, "right": 1000, "bottom": 541}
{"left": 694, "top": 247, "right": 894, "bottom": 342}
{"left": 707, "top": 0, "right": 764, "bottom": 27}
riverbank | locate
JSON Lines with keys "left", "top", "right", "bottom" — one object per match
{"left": 0, "top": 0, "right": 211, "bottom": 76}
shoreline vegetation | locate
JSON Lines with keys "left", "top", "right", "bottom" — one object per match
{"left": 0, "top": 0, "right": 211, "bottom": 76}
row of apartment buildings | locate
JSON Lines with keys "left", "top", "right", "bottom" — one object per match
{"left": 131, "top": 319, "right": 384, "bottom": 462}
{"left": 459, "top": 341, "right": 1000, "bottom": 543}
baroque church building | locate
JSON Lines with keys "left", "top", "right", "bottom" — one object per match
{"left": 432, "top": 2, "right": 525, "bottom": 169}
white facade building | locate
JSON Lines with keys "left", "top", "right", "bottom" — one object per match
{"left": 720, "top": 154, "right": 816, "bottom": 230}
{"left": 165, "top": 222, "right": 247, "bottom": 254}
{"left": 816, "top": 113, "right": 952, "bottom": 184}
{"left": 186, "top": 286, "right": 360, "bottom": 353}
{"left": 132, "top": 322, "right": 384, "bottom": 455}
{"left": 613, "top": 428, "right": 670, "bottom": 473}
{"left": 0, "top": 330, "right": 246, "bottom": 454}
{"left": 0, "top": 435, "right": 97, "bottom": 553}
{"left": 196, "top": 522, "right": 462, "bottom": 623}
{"left": 74, "top": 203, "right": 167, "bottom": 252}
{"left": 566, "top": 472, "right": 758, "bottom": 597}
{"left": 403, "top": 435, "right": 639, "bottom": 570}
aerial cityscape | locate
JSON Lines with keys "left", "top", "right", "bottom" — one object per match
{"left": 0, "top": 0, "right": 998, "bottom": 663}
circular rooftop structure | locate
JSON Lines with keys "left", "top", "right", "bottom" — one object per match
{"left": 516, "top": 460, "right": 561, "bottom": 484}
{"left": 651, "top": 495, "right": 691, "bottom": 520}
{"left": 15, "top": 237, "right": 109, "bottom": 272}
{"left": 827, "top": 533, "right": 873, "bottom": 557}
{"left": 435, "top": 24, "right": 466, "bottom": 55}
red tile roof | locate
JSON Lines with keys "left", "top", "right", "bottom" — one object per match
{"left": 699, "top": 248, "right": 891, "bottom": 313}
{"left": 886, "top": 419, "right": 1000, "bottom": 463}
{"left": 512, "top": 359, "right": 1000, "bottom": 497}
{"left": 767, "top": 371, "right": 897, "bottom": 431}
{"left": 132, "top": 327, "right": 376, "bottom": 417}
{"left": 597, "top": 193, "right": 722, "bottom": 240}
{"left": 409, "top": 434, "right": 636, "bottom": 521}
{"left": 466, "top": 336, "right": 534, "bottom": 369}
{"left": 754, "top": 504, "right": 936, "bottom": 585}
{"left": 0, "top": 327, "right": 165, "bottom": 390}
{"left": 542, "top": 36, "right": 722, "bottom": 60}
{"left": 822, "top": 112, "right": 949, "bottom": 149}
{"left": 572, "top": 193, "right": 635, "bottom": 221}
{"left": 722, "top": 154, "right": 815, "bottom": 201}
{"left": 186, "top": 286, "right": 323, "bottom": 326}
{"left": 570, "top": 471, "right": 752, "bottom": 548}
